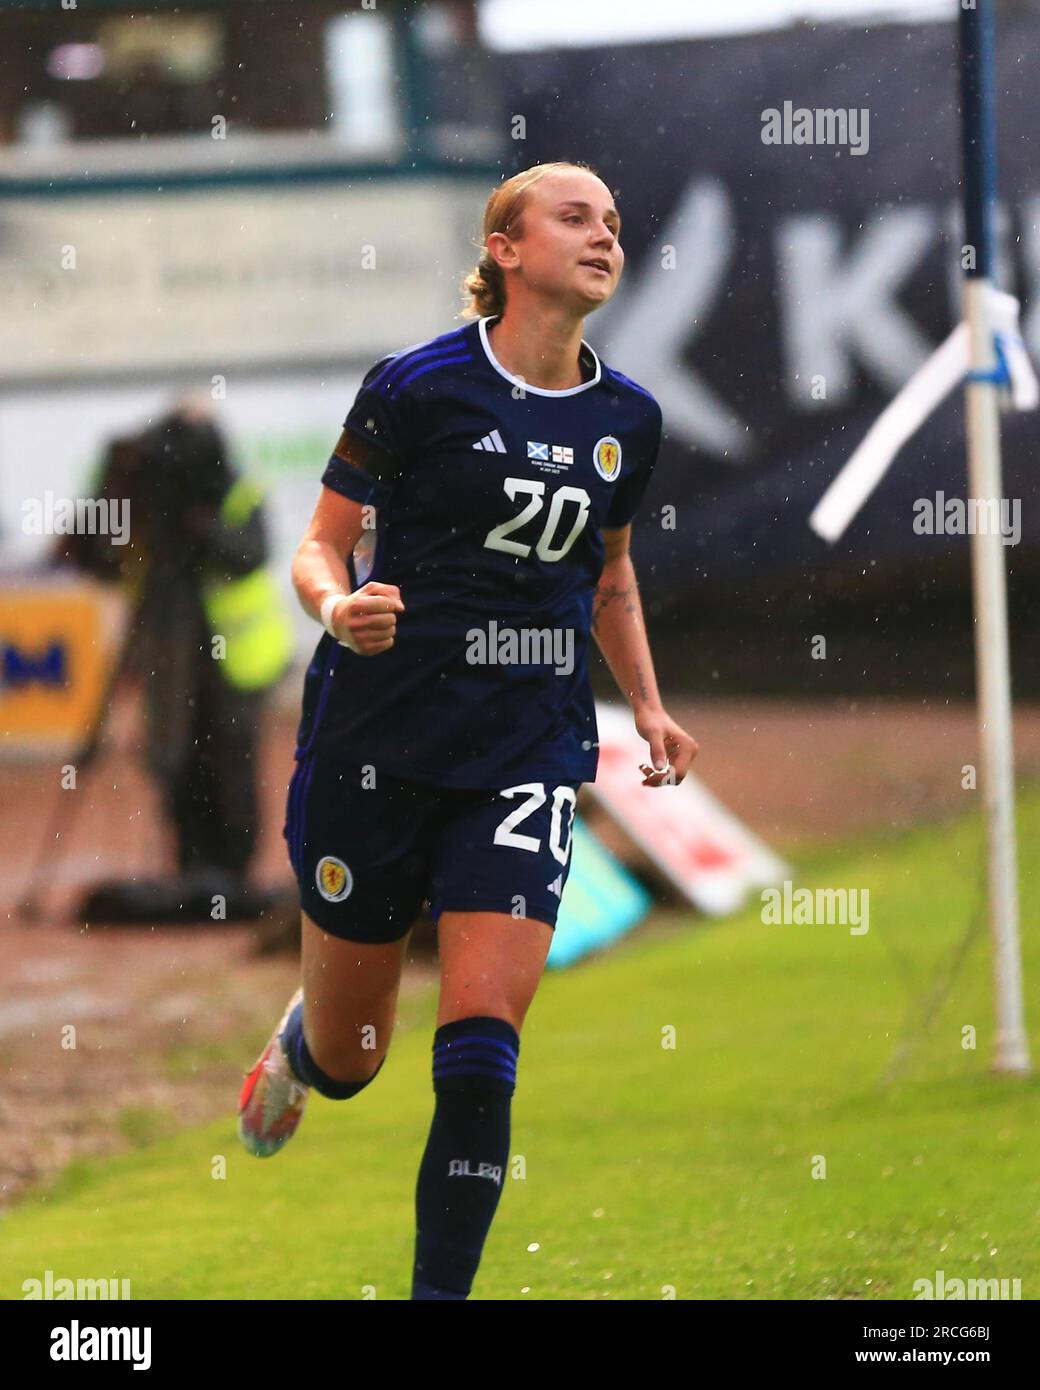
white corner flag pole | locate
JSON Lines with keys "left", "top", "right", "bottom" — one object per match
{"left": 959, "top": 0, "right": 1029, "bottom": 1074}
{"left": 808, "top": 1, "right": 1031, "bottom": 1076}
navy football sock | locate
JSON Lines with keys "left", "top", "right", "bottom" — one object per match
{"left": 412, "top": 1015, "right": 519, "bottom": 1300}
{"left": 280, "top": 999, "right": 384, "bottom": 1100}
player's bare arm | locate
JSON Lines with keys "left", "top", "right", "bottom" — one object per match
{"left": 593, "top": 523, "right": 699, "bottom": 786}
{"left": 290, "top": 430, "right": 404, "bottom": 657}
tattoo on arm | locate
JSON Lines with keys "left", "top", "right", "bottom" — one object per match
{"left": 592, "top": 581, "right": 638, "bottom": 632}
{"left": 634, "top": 665, "right": 651, "bottom": 704}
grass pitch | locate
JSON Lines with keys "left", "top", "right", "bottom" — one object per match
{"left": 4, "top": 789, "right": 1039, "bottom": 1300}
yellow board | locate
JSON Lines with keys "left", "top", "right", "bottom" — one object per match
{"left": 0, "top": 585, "right": 111, "bottom": 750}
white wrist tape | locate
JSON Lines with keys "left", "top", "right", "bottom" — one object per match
{"left": 319, "top": 592, "right": 359, "bottom": 651}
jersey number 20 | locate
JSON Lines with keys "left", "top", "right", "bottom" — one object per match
{"left": 494, "top": 783, "right": 576, "bottom": 864}
{"left": 484, "top": 478, "right": 591, "bottom": 562}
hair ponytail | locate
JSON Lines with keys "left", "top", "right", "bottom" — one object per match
{"left": 458, "top": 161, "right": 600, "bottom": 320}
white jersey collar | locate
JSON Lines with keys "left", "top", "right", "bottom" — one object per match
{"left": 478, "top": 315, "right": 601, "bottom": 397}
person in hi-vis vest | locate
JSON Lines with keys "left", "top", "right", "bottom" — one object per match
{"left": 62, "top": 400, "right": 293, "bottom": 902}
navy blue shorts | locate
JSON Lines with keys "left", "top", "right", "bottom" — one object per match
{"left": 283, "top": 754, "right": 580, "bottom": 943}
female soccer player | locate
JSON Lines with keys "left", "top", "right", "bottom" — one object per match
{"left": 238, "top": 160, "right": 698, "bottom": 1300}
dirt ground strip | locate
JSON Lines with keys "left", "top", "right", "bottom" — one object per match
{"left": 3, "top": 696, "right": 1040, "bottom": 1209}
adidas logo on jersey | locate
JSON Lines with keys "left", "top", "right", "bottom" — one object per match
{"left": 547, "top": 875, "right": 563, "bottom": 898}
{"left": 473, "top": 429, "right": 506, "bottom": 453}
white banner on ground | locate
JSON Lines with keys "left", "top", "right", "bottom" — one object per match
{"left": 589, "top": 702, "right": 791, "bottom": 916}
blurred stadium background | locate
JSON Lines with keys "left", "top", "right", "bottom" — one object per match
{"left": 3, "top": 0, "right": 1040, "bottom": 1300}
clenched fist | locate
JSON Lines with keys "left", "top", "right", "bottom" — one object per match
{"left": 327, "top": 582, "right": 404, "bottom": 656}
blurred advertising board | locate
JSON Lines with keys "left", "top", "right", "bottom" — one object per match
{"left": 510, "top": 19, "right": 1040, "bottom": 596}
{"left": 0, "top": 583, "right": 111, "bottom": 754}
{"left": 0, "top": 176, "right": 488, "bottom": 382}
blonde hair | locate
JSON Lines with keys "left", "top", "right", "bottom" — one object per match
{"left": 459, "top": 161, "right": 602, "bottom": 320}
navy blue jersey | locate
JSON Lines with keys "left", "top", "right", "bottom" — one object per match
{"left": 295, "top": 314, "right": 662, "bottom": 789}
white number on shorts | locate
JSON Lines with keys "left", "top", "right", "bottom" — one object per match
{"left": 548, "top": 785, "right": 577, "bottom": 865}
{"left": 493, "top": 783, "right": 546, "bottom": 853}
{"left": 494, "top": 782, "right": 577, "bottom": 865}
{"left": 484, "top": 479, "right": 591, "bottom": 562}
